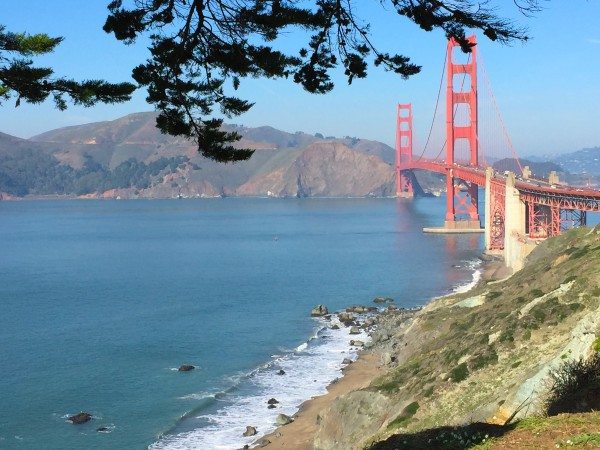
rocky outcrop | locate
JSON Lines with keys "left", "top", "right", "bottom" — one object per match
{"left": 243, "top": 426, "right": 257, "bottom": 437}
{"left": 314, "top": 391, "right": 391, "bottom": 450}
{"left": 311, "top": 305, "right": 329, "bottom": 317}
{"left": 276, "top": 414, "right": 293, "bottom": 426}
{"left": 178, "top": 364, "right": 195, "bottom": 372}
{"left": 237, "top": 142, "right": 395, "bottom": 197}
{"left": 68, "top": 412, "right": 92, "bottom": 424}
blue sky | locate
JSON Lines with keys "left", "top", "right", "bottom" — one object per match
{"left": 1, "top": 1, "right": 600, "bottom": 157}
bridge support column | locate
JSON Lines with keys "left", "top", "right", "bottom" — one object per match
{"left": 484, "top": 167, "right": 492, "bottom": 250}
{"left": 503, "top": 172, "right": 528, "bottom": 271}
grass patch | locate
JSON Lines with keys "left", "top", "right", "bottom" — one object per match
{"left": 387, "top": 401, "right": 420, "bottom": 430}
{"left": 487, "top": 291, "right": 502, "bottom": 300}
{"left": 530, "top": 288, "right": 544, "bottom": 298}
{"left": 470, "top": 349, "right": 499, "bottom": 371}
{"left": 563, "top": 275, "right": 578, "bottom": 284}
{"left": 560, "top": 432, "right": 600, "bottom": 446}
{"left": 423, "top": 386, "right": 434, "bottom": 398}
{"left": 569, "top": 245, "right": 591, "bottom": 260}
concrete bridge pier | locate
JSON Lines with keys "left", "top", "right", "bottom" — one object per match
{"left": 493, "top": 172, "right": 537, "bottom": 272}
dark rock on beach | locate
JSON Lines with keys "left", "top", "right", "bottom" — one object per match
{"left": 68, "top": 412, "right": 92, "bottom": 424}
{"left": 243, "top": 425, "right": 257, "bottom": 437}
{"left": 178, "top": 364, "right": 195, "bottom": 372}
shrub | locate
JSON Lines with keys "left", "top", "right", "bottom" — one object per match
{"left": 593, "top": 337, "right": 600, "bottom": 352}
{"left": 450, "top": 363, "right": 469, "bottom": 383}
{"left": 545, "top": 353, "right": 600, "bottom": 416}
{"left": 530, "top": 289, "right": 544, "bottom": 298}
{"left": 470, "top": 349, "right": 499, "bottom": 371}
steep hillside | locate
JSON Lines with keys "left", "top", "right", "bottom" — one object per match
{"left": 0, "top": 112, "right": 401, "bottom": 199}
{"left": 310, "top": 225, "right": 600, "bottom": 449}
{"left": 493, "top": 157, "right": 565, "bottom": 179}
{"left": 554, "top": 147, "right": 600, "bottom": 175}
{"left": 237, "top": 142, "right": 395, "bottom": 197}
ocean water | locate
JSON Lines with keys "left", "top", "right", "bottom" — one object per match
{"left": 0, "top": 198, "right": 484, "bottom": 449}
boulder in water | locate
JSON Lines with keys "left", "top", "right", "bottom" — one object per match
{"left": 374, "top": 297, "right": 394, "bottom": 304}
{"left": 96, "top": 426, "right": 109, "bottom": 433}
{"left": 342, "top": 358, "right": 353, "bottom": 365}
{"left": 310, "top": 305, "right": 329, "bottom": 316}
{"left": 350, "top": 340, "right": 364, "bottom": 347}
{"left": 267, "top": 398, "right": 279, "bottom": 405}
{"left": 276, "top": 413, "right": 293, "bottom": 426}
{"left": 338, "top": 312, "right": 355, "bottom": 322}
{"left": 178, "top": 364, "right": 195, "bottom": 372}
{"left": 243, "top": 426, "right": 257, "bottom": 437}
{"left": 349, "top": 326, "right": 361, "bottom": 335}
{"left": 268, "top": 404, "right": 277, "bottom": 409}
{"left": 276, "top": 369, "right": 286, "bottom": 375}
{"left": 330, "top": 324, "right": 340, "bottom": 330}
{"left": 68, "top": 412, "right": 92, "bottom": 424}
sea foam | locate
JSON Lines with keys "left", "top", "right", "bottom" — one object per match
{"left": 150, "top": 314, "right": 370, "bottom": 450}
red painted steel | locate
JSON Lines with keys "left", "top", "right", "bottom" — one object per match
{"left": 445, "top": 35, "right": 479, "bottom": 222}
{"left": 396, "top": 103, "right": 414, "bottom": 197}
{"left": 396, "top": 36, "right": 600, "bottom": 249}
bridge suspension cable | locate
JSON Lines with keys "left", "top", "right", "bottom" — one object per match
{"left": 416, "top": 48, "right": 447, "bottom": 162}
{"left": 479, "top": 51, "right": 524, "bottom": 174}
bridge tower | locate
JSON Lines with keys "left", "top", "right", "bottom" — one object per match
{"left": 445, "top": 35, "right": 480, "bottom": 229}
{"left": 396, "top": 103, "right": 414, "bottom": 197}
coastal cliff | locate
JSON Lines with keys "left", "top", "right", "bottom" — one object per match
{"left": 0, "top": 112, "right": 416, "bottom": 199}
{"left": 262, "top": 225, "right": 600, "bottom": 449}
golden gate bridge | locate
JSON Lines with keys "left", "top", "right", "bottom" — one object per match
{"left": 396, "top": 35, "right": 600, "bottom": 269}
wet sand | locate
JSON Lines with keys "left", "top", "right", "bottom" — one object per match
{"left": 253, "top": 352, "right": 384, "bottom": 449}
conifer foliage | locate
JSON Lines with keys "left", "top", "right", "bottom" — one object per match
{"left": 0, "top": 26, "right": 135, "bottom": 110}
{"left": 104, "top": 0, "right": 540, "bottom": 162}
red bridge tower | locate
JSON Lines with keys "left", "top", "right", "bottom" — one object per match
{"left": 396, "top": 103, "right": 413, "bottom": 198}
{"left": 445, "top": 35, "right": 481, "bottom": 229}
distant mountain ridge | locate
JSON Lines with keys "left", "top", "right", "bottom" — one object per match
{"left": 0, "top": 112, "right": 398, "bottom": 199}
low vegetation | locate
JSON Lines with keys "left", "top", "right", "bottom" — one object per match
{"left": 356, "top": 225, "right": 600, "bottom": 450}
{"left": 0, "top": 152, "right": 188, "bottom": 196}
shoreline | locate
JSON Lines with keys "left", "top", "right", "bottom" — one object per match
{"left": 253, "top": 256, "right": 504, "bottom": 449}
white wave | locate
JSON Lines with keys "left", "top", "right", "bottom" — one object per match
{"left": 150, "top": 315, "right": 371, "bottom": 450}
{"left": 452, "top": 259, "right": 483, "bottom": 294}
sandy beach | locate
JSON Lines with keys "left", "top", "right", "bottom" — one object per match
{"left": 253, "top": 256, "right": 505, "bottom": 450}
{"left": 254, "top": 352, "right": 385, "bottom": 449}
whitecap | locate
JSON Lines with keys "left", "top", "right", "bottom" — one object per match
{"left": 150, "top": 315, "right": 371, "bottom": 450}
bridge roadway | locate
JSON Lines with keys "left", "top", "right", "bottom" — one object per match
{"left": 401, "top": 158, "right": 600, "bottom": 212}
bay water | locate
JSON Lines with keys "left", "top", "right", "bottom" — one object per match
{"left": 0, "top": 197, "right": 484, "bottom": 449}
